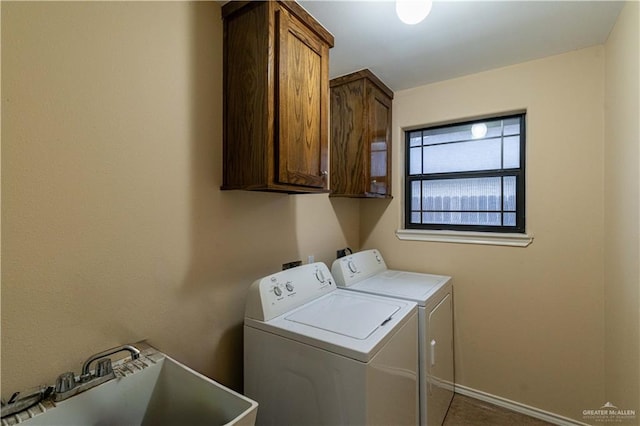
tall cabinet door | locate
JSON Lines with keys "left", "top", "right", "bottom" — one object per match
{"left": 277, "top": 7, "right": 329, "bottom": 190}
{"left": 366, "top": 84, "right": 392, "bottom": 196}
{"left": 427, "top": 292, "right": 454, "bottom": 426}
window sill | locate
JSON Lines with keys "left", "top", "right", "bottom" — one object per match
{"left": 395, "top": 229, "right": 533, "bottom": 247}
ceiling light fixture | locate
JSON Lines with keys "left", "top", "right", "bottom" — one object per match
{"left": 396, "top": 0, "right": 432, "bottom": 25}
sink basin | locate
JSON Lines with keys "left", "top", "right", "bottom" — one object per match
{"left": 2, "top": 345, "right": 258, "bottom": 426}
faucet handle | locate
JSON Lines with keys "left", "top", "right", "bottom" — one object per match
{"left": 95, "top": 358, "right": 113, "bottom": 378}
{"left": 55, "top": 372, "right": 76, "bottom": 393}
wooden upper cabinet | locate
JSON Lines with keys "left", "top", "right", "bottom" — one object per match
{"left": 330, "top": 69, "right": 394, "bottom": 198}
{"left": 221, "top": 1, "right": 333, "bottom": 193}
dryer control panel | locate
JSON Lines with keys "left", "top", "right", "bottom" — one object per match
{"left": 245, "top": 262, "right": 336, "bottom": 321}
{"left": 331, "top": 249, "right": 387, "bottom": 287}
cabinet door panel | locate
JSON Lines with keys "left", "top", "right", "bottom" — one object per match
{"left": 277, "top": 9, "right": 328, "bottom": 189}
{"left": 367, "top": 86, "right": 392, "bottom": 196}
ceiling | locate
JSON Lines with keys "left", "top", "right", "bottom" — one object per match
{"left": 298, "top": 1, "right": 625, "bottom": 91}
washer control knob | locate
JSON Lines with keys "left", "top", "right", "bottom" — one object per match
{"left": 315, "top": 269, "right": 326, "bottom": 283}
{"left": 375, "top": 254, "right": 382, "bottom": 263}
{"left": 348, "top": 260, "right": 358, "bottom": 273}
{"left": 285, "top": 283, "right": 294, "bottom": 292}
{"left": 273, "top": 287, "right": 282, "bottom": 297}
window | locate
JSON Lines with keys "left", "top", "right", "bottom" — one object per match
{"left": 405, "top": 113, "right": 525, "bottom": 233}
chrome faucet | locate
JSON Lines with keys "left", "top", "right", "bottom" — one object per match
{"left": 80, "top": 344, "right": 140, "bottom": 380}
{"left": 53, "top": 344, "right": 140, "bottom": 402}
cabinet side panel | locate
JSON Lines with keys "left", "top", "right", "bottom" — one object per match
{"left": 223, "top": 4, "right": 269, "bottom": 188}
{"left": 330, "top": 80, "right": 366, "bottom": 195}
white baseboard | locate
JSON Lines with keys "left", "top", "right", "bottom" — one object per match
{"left": 454, "top": 384, "right": 591, "bottom": 426}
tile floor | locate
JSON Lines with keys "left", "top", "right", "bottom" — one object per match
{"left": 443, "top": 394, "right": 554, "bottom": 426}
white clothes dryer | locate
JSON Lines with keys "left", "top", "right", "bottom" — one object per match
{"left": 332, "top": 249, "right": 454, "bottom": 426}
{"left": 244, "top": 262, "right": 419, "bottom": 426}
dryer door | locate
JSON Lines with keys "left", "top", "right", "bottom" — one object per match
{"left": 427, "top": 292, "right": 454, "bottom": 426}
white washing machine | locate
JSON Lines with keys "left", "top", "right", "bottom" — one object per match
{"left": 331, "top": 249, "right": 454, "bottom": 426}
{"left": 244, "top": 262, "right": 419, "bottom": 426}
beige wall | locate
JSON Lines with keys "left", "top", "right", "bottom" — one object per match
{"left": 361, "top": 46, "right": 606, "bottom": 420}
{"left": 2, "top": 1, "right": 637, "bottom": 423}
{"left": 1, "top": 1, "right": 359, "bottom": 397}
{"left": 604, "top": 1, "right": 640, "bottom": 418}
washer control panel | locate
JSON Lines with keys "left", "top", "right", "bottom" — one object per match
{"left": 331, "top": 249, "right": 387, "bottom": 287}
{"left": 245, "top": 262, "right": 335, "bottom": 321}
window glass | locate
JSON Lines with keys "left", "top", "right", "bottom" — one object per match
{"left": 420, "top": 139, "right": 502, "bottom": 174}
{"left": 503, "top": 136, "right": 520, "bottom": 169}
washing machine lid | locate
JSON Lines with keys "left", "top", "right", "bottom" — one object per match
{"left": 245, "top": 289, "right": 417, "bottom": 363}
{"left": 285, "top": 292, "right": 400, "bottom": 339}
{"left": 350, "top": 270, "right": 451, "bottom": 306}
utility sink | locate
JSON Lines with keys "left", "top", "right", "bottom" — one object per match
{"left": 2, "top": 344, "right": 258, "bottom": 426}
